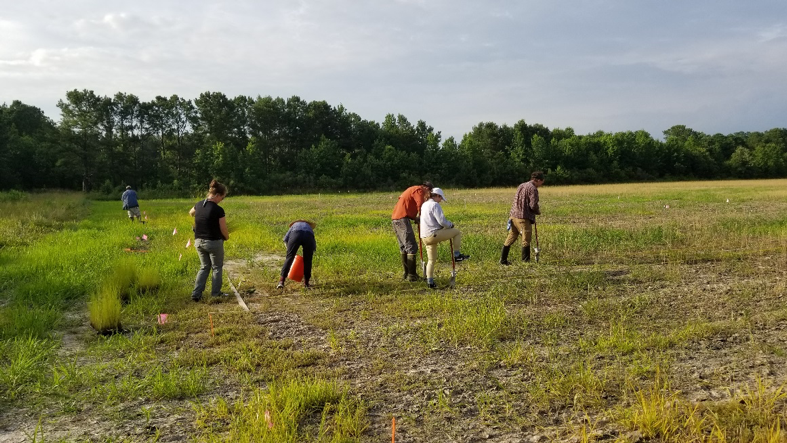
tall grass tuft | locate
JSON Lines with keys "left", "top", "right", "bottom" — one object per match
{"left": 109, "top": 259, "right": 138, "bottom": 303}
{"left": 88, "top": 283, "right": 123, "bottom": 334}
{"left": 195, "top": 377, "right": 368, "bottom": 442}
{"left": 136, "top": 267, "right": 162, "bottom": 294}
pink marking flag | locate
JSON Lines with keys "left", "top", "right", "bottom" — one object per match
{"left": 172, "top": 228, "right": 178, "bottom": 235}
{"left": 136, "top": 236, "right": 141, "bottom": 241}
{"left": 186, "top": 239, "right": 191, "bottom": 248}
{"left": 264, "top": 410, "right": 273, "bottom": 429}
{"left": 142, "top": 234, "right": 148, "bottom": 241}
{"left": 665, "top": 204, "right": 670, "bottom": 209}
{"left": 145, "top": 215, "right": 148, "bottom": 220}
{"left": 157, "top": 314, "right": 168, "bottom": 324}
{"left": 143, "top": 211, "right": 147, "bottom": 215}
{"left": 179, "top": 253, "right": 183, "bottom": 261}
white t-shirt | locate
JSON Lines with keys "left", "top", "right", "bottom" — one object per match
{"left": 419, "top": 198, "right": 453, "bottom": 238}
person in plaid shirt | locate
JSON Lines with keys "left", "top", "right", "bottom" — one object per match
{"left": 500, "top": 171, "right": 545, "bottom": 264}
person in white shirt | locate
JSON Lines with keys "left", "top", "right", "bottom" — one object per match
{"left": 419, "top": 188, "right": 470, "bottom": 289}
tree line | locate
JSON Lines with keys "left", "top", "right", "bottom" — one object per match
{"left": 1, "top": 89, "right": 786, "bottom": 195}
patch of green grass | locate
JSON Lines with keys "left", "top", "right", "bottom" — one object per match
{"left": 194, "top": 377, "right": 367, "bottom": 442}
{"left": 88, "top": 283, "right": 123, "bottom": 334}
{"left": 0, "top": 336, "right": 57, "bottom": 402}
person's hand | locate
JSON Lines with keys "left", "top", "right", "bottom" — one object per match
{"left": 414, "top": 217, "right": 420, "bottom": 224}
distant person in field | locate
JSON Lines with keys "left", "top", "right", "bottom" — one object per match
{"left": 419, "top": 188, "right": 470, "bottom": 289}
{"left": 121, "top": 185, "right": 142, "bottom": 222}
{"left": 500, "top": 171, "right": 544, "bottom": 265}
{"left": 392, "top": 181, "right": 433, "bottom": 282}
{"left": 189, "top": 179, "right": 230, "bottom": 301}
{"left": 277, "top": 220, "right": 317, "bottom": 290}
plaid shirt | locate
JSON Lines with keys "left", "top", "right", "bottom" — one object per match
{"left": 509, "top": 181, "right": 540, "bottom": 221}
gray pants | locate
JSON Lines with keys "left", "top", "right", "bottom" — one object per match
{"left": 192, "top": 238, "right": 224, "bottom": 298}
{"left": 392, "top": 218, "right": 418, "bottom": 254}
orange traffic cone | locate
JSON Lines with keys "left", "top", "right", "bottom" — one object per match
{"left": 288, "top": 255, "right": 304, "bottom": 282}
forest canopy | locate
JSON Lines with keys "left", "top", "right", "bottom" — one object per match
{"left": 1, "top": 90, "right": 786, "bottom": 194}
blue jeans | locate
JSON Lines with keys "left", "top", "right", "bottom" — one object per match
{"left": 192, "top": 239, "right": 224, "bottom": 298}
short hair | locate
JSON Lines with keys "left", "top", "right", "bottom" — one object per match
{"left": 422, "top": 181, "right": 434, "bottom": 190}
{"left": 531, "top": 171, "right": 545, "bottom": 181}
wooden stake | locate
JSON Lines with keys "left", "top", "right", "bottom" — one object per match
{"left": 225, "top": 270, "right": 250, "bottom": 311}
{"left": 392, "top": 417, "right": 396, "bottom": 443}
{"left": 209, "top": 313, "right": 214, "bottom": 337}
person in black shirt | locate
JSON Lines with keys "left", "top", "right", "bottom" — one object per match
{"left": 189, "top": 179, "right": 230, "bottom": 301}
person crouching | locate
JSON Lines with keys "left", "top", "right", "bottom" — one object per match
{"left": 419, "top": 188, "right": 470, "bottom": 289}
{"left": 277, "top": 220, "right": 317, "bottom": 289}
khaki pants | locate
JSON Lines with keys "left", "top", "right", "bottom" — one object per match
{"left": 422, "top": 228, "right": 461, "bottom": 279}
{"left": 504, "top": 218, "right": 532, "bottom": 247}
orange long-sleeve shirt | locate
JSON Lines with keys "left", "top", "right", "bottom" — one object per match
{"left": 391, "top": 185, "right": 427, "bottom": 220}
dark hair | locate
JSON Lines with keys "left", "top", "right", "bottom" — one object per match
{"left": 422, "top": 181, "right": 434, "bottom": 190}
{"left": 531, "top": 171, "right": 545, "bottom": 181}
{"left": 208, "top": 179, "right": 227, "bottom": 197}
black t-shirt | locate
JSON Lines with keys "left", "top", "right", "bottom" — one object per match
{"left": 193, "top": 200, "right": 226, "bottom": 240}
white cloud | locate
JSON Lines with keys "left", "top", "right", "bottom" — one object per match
{"left": 1, "top": 1, "right": 786, "bottom": 139}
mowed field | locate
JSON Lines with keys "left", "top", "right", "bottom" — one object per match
{"left": 1, "top": 180, "right": 787, "bottom": 443}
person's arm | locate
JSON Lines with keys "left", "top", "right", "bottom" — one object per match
{"left": 433, "top": 204, "right": 453, "bottom": 229}
{"left": 529, "top": 187, "right": 540, "bottom": 216}
{"left": 189, "top": 206, "right": 196, "bottom": 217}
{"left": 219, "top": 217, "right": 229, "bottom": 241}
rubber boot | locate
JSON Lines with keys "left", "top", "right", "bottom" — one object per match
{"left": 401, "top": 253, "right": 409, "bottom": 280}
{"left": 406, "top": 254, "right": 420, "bottom": 281}
{"left": 500, "top": 245, "right": 511, "bottom": 265}
{"left": 522, "top": 246, "right": 531, "bottom": 262}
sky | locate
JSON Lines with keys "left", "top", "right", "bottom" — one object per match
{"left": 1, "top": 0, "right": 786, "bottom": 141}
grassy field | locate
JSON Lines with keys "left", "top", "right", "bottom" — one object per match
{"left": 1, "top": 180, "right": 787, "bottom": 442}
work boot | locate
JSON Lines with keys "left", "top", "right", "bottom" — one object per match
{"left": 400, "top": 253, "right": 409, "bottom": 280}
{"left": 500, "top": 245, "right": 511, "bottom": 265}
{"left": 405, "top": 254, "right": 420, "bottom": 282}
{"left": 522, "top": 246, "right": 531, "bottom": 262}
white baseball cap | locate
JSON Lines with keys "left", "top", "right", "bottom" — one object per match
{"left": 432, "top": 187, "right": 447, "bottom": 202}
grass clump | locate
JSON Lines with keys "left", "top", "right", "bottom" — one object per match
{"left": 136, "top": 267, "right": 162, "bottom": 294}
{"left": 88, "top": 283, "right": 123, "bottom": 334}
{"left": 622, "top": 374, "right": 787, "bottom": 442}
{"left": 195, "top": 377, "right": 368, "bottom": 442}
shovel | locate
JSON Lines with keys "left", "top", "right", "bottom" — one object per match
{"left": 533, "top": 220, "right": 541, "bottom": 263}
{"left": 449, "top": 238, "right": 457, "bottom": 288}
{"left": 417, "top": 225, "right": 426, "bottom": 277}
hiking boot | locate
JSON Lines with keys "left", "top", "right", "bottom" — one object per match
{"left": 427, "top": 282, "right": 437, "bottom": 289}
{"left": 191, "top": 294, "right": 202, "bottom": 302}
{"left": 500, "top": 245, "right": 511, "bottom": 265}
{"left": 276, "top": 279, "right": 285, "bottom": 289}
{"left": 454, "top": 253, "right": 470, "bottom": 262}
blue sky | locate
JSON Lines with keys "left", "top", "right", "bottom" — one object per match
{"left": 1, "top": 0, "right": 786, "bottom": 141}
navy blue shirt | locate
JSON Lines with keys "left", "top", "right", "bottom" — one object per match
{"left": 121, "top": 189, "right": 139, "bottom": 209}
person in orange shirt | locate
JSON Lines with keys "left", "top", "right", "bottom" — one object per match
{"left": 392, "top": 181, "right": 434, "bottom": 281}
